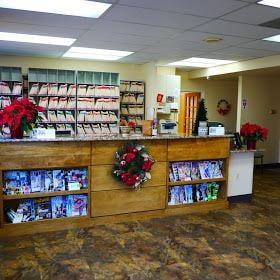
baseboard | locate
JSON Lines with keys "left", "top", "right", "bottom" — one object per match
{"left": 228, "top": 194, "right": 252, "bottom": 203}
{"left": 254, "top": 163, "right": 280, "bottom": 169}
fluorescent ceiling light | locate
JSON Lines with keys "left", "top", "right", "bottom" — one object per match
{"left": 258, "top": 0, "right": 280, "bottom": 8}
{"left": 63, "top": 47, "right": 134, "bottom": 61}
{"left": 0, "top": 32, "right": 76, "bottom": 46}
{"left": 168, "top": 57, "right": 236, "bottom": 68}
{"left": 263, "top": 34, "right": 280, "bottom": 42}
{"left": 0, "top": 0, "right": 111, "bottom": 18}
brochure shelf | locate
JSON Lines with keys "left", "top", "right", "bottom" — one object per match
{"left": 28, "top": 68, "right": 77, "bottom": 135}
{"left": 0, "top": 67, "right": 23, "bottom": 111}
{"left": 120, "top": 80, "right": 145, "bottom": 134}
{"left": 76, "top": 71, "right": 120, "bottom": 136}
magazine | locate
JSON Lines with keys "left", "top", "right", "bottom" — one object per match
{"left": 207, "top": 182, "right": 220, "bottom": 201}
{"left": 171, "top": 163, "right": 180, "bottom": 181}
{"left": 169, "top": 167, "right": 175, "bottom": 182}
{"left": 65, "top": 168, "right": 88, "bottom": 190}
{"left": 191, "top": 162, "right": 201, "bottom": 180}
{"left": 184, "top": 162, "right": 192, "bottom": 181}
{"left": 16, "top": 199, "right": 35, "bottom": 223}
{"left": 51, "top": 196, "right": 67, "bottom": 218}
{"left": 30, "top": 170, "right": 43, "bottom": 192}
{"left": 71, "top": 195, "right": 88, "bottom": 216}
{"left": 177, "top": 162, "right": 191, "bottom": 181}
{"left": 168, "top": 186, "right": 184, "bottom": 205}
{"left": 34, "top": 197, "right": 52, "bottom": 220}
{"left": 3, "top": 170, "right": 31, "bottom": 195}
{"left": 198, "top": 161, "right": 211, "bottom": 179}
{"left": 183, "top": 185, "right": 193, "bottom": 204}
{"left": 53, "top": 170, "right": 65, "bottom": 191}
{"left": 42, "top": 170, "right": 54, "bottom": 192}
{"left": 209, "top": 161, "right": 223, "bottom": 178}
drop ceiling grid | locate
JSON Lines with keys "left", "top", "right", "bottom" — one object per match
{"left": 0, "top": 0, "right": 278, "bottom": 63}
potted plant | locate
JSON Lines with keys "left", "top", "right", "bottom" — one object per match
{"left": 240, "top": 122, "right": 268, "bottom": 150}
{"left": 0, "top": 98, "right": 45, "bottom": 139}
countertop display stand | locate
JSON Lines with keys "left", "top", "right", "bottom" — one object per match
{"left": 0, "top": 136, "right": 230, "bottom": 236}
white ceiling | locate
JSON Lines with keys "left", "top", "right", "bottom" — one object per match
{"left": 0, "top": 0, "right": 280, "bottom": 68}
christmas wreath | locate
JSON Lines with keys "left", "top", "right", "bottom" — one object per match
{"left": 217, "top": 99, "right": 231, "bottom": 115}
{"left": 113, "top": 142, "right": 155, "bottom": 190}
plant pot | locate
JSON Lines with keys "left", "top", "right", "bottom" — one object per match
{"left": 10, "top": 126, "right": 24, "bottom": 139}
{"left": 246, "top": 140, "right": 257, "bottom": 150}
{"left": 120, "top": 126, "right": 131, "bottom": 136}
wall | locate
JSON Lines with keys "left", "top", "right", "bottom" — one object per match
{"left": 176, "top": 70, "right": 238, "bottom": 133}
{"left": 0, "top": 54, "right": 145, "bottom": 81}
{"left": 241, "top": 75, "right": 280, "bottom": 164}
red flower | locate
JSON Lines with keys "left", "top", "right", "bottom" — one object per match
{"left": 240, "top": 123, "right": 268, "bottom": 142}
{"left": 0, "top": 98, "right": 45, "bottom": 133}
{"left": 120, "top": 172, "right": 138, "bottom": 187}
{"left": 142, "top": 159, "right": 154, "bottom": 172}
{"left": 128, "top": 121, "right": 136, "bottom": 128}
{"left": 125, "top": 152, "right": 136, "bottom": 164}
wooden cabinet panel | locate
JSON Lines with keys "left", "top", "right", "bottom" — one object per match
{"left": 92, "top": 140, "right": 167, "bottom": 165}
{"left": 168, "top": 138, "right": 230, "bottom": 161}
{"left": 91, "top": 162, "right": 167, "bottom": 191}
{"left": 0, "top": 142, "right": 91, "bottom": 169}
{"left": 91, "top": 185, "right": 166, "bottom": 217}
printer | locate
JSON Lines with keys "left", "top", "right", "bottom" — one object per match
{"left": 208, "top": 121, "right": 225, "bottom": 136}
{"left": 159, "top": 120, "right": 178, "bottom": 134}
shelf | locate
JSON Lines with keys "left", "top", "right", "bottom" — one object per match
{"left": 121, "top": 113, "right": 144, "bottom": 116}
{"left": 3, "top": 188, "right": 89, "bottom": 200}
{"left": 3, "top": 214, "right": 89, "bottom": 227}
{"left": 120, "top": 91, "right": 144, "bottom": 94}
{"left": 77, "top": 121, "right": 118, "bottom": 124}
{"left": 38, "top": 121, "right": 76, "bottom": 124}
{"left": 168, "top": 177, "right": 226, "bottom": 186}
{"left": 121, "top": 103, "right": 144, "bottom": 106}
{"left": 0, "top": 94, "right": 22, "bottom": 97}
{"left": 167, "top": 199, "right": 226, "bottom": 209}
{"left": 30, "top": 95, "right": 71, "bottom": 98}
{"left": 78, "top": 108, "right": 119, "bottom": 111}
{"left": 77, "top": 95, "right": 119, "bottom": 99}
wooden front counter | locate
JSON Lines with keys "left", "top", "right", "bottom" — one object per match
{"left": 0, "top": 137, "right": 230, "bottom": 236}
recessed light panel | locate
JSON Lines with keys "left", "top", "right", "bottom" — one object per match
{"left": 0, "top": 32, "right": 76, "bottom": 46}
{"left": 63, "top": 47, "right": 134, "bottom": 61}
{"left": 263, "top": 34, "right": 280, "bottom": 42}
{"left": 258, "top": 0, "right": 280, "bottom": 8}
{"left": 168, "top": 57, "right": 236, "bottom": 68}
{"left": 0, "top": 0, "right": 111, "bottom": 18}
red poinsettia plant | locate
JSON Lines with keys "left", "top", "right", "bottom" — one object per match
{"left": 240, "top": 123, "right": 268, "bottom": 142}
{"left": 113, "top": 143, "right": 155, "bottom": 189}
{"left": 0, "top": 98, "right": 45, "bottom": 138}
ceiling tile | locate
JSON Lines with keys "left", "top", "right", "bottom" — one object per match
{"left": 89, "top": 20, "right": 182, "bottom": 38}
{"left": 238, "top": 40, "right": 280, "bottom": 52}
{"left": 102, "top": 5, "right": 209, "bottom": 29}
{"left": 118, "top": 0, "right": 248, "bottom": 18}
{"left": 76, "top": 29, "right": 159, "bottom": 46}
{"left": 194, "top": 19, "right": 280, "bottom": 39}
{"left": 0, "top": 8, "right": 97, "bottom": 30}
{"left": 221, "top": 4, "right": 280, "bottom": 25}
{"left": 0, "top": 21, "right": 85, "bottom": 38}
{"left": 212, "top": 46, "right": 279, "bottom": 57}
{"left": 72, "top": 40, "right": 147, "bottom": 52}
{"left": 171, "top": 31, "right": 253, "bottom": 46}
{"left": 200, "top": 51, "right": 258, "bottom": 61}
{"left": 0, "top": 41, "right": 67, "bottom": 57}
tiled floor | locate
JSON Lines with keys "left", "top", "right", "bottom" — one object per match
{"left": 0, "top": 169, "right": 279, "bottom": 280}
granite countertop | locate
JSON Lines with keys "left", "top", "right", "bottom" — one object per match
{"left": 230, "top": 148, "right": 265, "bottom": 153}
{"left": 0, "top": 133, "right": 233, "bottom": 143}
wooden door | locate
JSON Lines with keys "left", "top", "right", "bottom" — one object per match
{"left": 179, "top": 92, "right": 201, "bottom": 135}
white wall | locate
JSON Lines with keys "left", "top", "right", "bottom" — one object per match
{"left": 177, "top": 70, "right": 238, "bottom": 132}
{"left": 241, "top": 75, "right": 280, "bottom": 164}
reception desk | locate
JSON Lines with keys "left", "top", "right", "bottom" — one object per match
{"left": 0, "top": 135, "right": 231, "bottom": 236}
